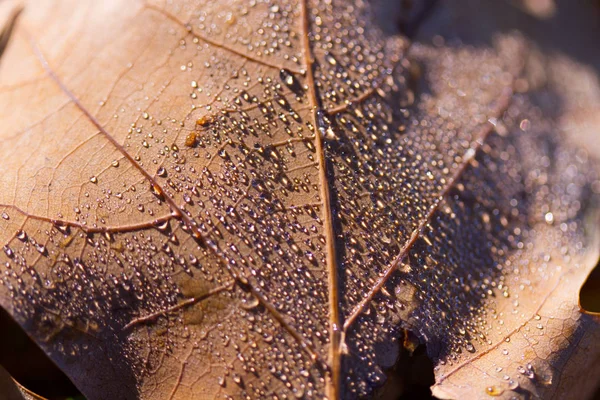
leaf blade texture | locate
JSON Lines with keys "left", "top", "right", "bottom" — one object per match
{"left": 0, "top": 0, "right": 598, "bottom": 399}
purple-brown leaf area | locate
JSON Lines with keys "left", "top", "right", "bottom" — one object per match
{"left": 0, "top": 0, "right": 598, "bottom": 399}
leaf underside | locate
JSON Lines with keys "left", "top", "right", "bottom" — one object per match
{"left": 0, "top": 1, "right": 598, "bottom": 399}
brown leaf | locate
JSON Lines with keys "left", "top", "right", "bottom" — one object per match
{"left": 0, "top": 0, "right": 598, "bottom": 399}
{"left": 0, "top": 365, "right": 27, "bottom": 400}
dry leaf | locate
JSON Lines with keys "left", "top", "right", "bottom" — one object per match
{"left": 0, "top": 365, "right": 28, "bottom": 400}
{"left": 0, "top": 0, "right": 598, "bottom": 399}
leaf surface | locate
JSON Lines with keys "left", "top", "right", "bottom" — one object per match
{"left": 0, "top": 0, "right": 598, "bottom": 399}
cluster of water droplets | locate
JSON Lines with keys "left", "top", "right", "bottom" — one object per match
{"left": 0, "top": 0, "right": 597, "bottom": 398}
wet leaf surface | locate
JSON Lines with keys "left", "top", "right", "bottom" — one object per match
{"left": 0, "top": 0, "right": 598, "bottom": 399}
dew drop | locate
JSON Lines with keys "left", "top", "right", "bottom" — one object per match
{"left": 280, "top": 68, "right": 304, "bottom": 95}
{"left": 324, "top": 52, "right": 338, "bottom": 66}
{"left": 55, "top": 224, "right": 70, "bottom": 235}
{"left": 16, "top": 230, "right": 27, "bottom": 241}
{"left": 154, "top": 220, "right": 170, "bottom": 232}
{"left": 525, "top": 363, "right": 535, "bottom": 379}
{"left": 3, "top": 245, "right": 13, "bottom": 257}
{"left": 316, "top": 109, "right": 337, "bottom": 140}
{"left": 241, "top": 296, "right": 260, "bottom": 310}
{"left": 485, "top": 386, "right": 504, "bottom": 396}
{"left": 151, "top": 184, "right": 164, "bottom": 199}
{"left": 185, "top": 132, "right": 197, "bottom": 147}
{"left": 293, "top": 387, "right": 305, "bottom": 398}
{"left": 196, "top": 115, "right": 213, "bottom": 126}
{"left": 35, "top": 243, "right": 47, "bottom": 255}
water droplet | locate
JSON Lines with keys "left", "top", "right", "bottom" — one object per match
{"left": 316, "top": 109, "right": 337, "bottom": 140}
{"left": 324, "top": 52, "right": 338, "bottom": 66}
{"left": 280, "top": 68, "right": 304, "bottom": 96}
{"left": 196, "top": 115, "right": 213, "bottom": 127}
{"left": 35, "top": 243, "right": 47, "bottom": 255}
{"left": 241, "top": 296, "right": 260, "bottom": 310}
{"left": 486, "top": 386, "right": 504, "bottom": 396}
{"left": 16, "top": 230, "right": 27, "bottom": 241}
{"left": 524, "top": 363, "right": 535, "bottom": 379}
{"left": 293, "top": 386, "right": 305, "bottom": 398}
{"left": 154, "top": 219, "right": 170, "bottom": 232}
{"left": 185, "top": 132, "right": 197, "bottom": 147}
{"left": 151, "top": 184, "right": 164, "bottom": 199}
{"left": 3, "top": 245, "right": 13, "bottom": 257}
{"left": 55, "top": 224, "right": 70, "bottom": 235}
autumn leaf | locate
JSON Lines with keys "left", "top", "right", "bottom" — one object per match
{"left": 0, "top": 0, "right": 598, "bottom": 399}
{"left": 0, "top": 365, "right": 27, "bottom": 400}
